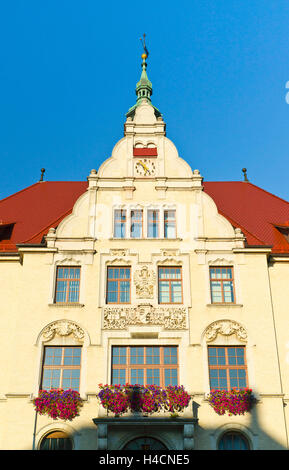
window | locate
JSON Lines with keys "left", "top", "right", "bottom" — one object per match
{"left": 164, "top": 210, "right": 176, "bottom": 238}
{"left": 147, "top": 210, "right": 159, "bottom": 238}
{"left": 54, "top": 267, "right": 80, "bottom": 303}
{"left": 113, "top": 208, "right": 177, "bottom": 239}
{"left": 158, "top": 267, "right": 182, "bottom": 304}
{"left": 111, "top": 346, "right": 178, "bottom": 387}
{"left": 210, "top": 267, "right": 235, "bottom": 304}
{"left": 40, "top": 431, "right": 73, "bottom": 450}
{"left": 208, "top": 346, "right": 248, "bottom": 390}
{"left": 114, "top": 210, "right": 126, "bottom": 238}
{"left": 41, "top": 346, "right": 81, "bottom": 392}
{"left": 131, "top": 210, "right": 143, "bottom": 238}
{"left": 218, "top": 432, "right": 250, "bottom": 450}
{"left": 106, "top": 267, "right": 131, "bottom": 304}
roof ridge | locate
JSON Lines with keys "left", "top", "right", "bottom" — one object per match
{"left": 205, "top": 180, "right": 289, "bottom": 206}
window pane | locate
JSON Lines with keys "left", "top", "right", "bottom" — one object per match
{"left": 114, "top": 210, "right": 126, "bottom": 238}
{"left": 171, "top": 282, "right": 182, "bottom": 303}
{"left": 223, "top": 281, "right": 234, "bottom": 303}
{"left": 164, "top": 368, "right": 178, "bottom": 386}
{"left": 112, "top": 369, "right": 126, "bottom": 385}
{"left": 164, "top": 211, "right": 176, "bottom": 238}
{"left": 146, "top": 347, "right": 160, "bottom": 365}
{"left": 146, "top": 369, "right": 160, "bottom": 385}
{"left": 147, "top": 210, "right": 159, "bottom": 238}
{"left": 211, "top": 281, "right": 222, "bottom": 303}
{"left": 219, "top": 433, "right": 249, "bottom": 450}
{"left": 164, "top": 347, "right": 178, "bottom": 364}
{"left": 131, "top": 210, "right": 143, "bottom": 238}
{"left": 112, "top": 347, "right": 127, "bottom": 365}
{"left": 131, "top": 369, "right": 144, "bottom": 385}
{"left": 130, "top": 347, "right": 144, "bottom": 364}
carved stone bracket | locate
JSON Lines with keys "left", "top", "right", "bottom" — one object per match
{"left": 204, "top": 320, "right": 247, "bottom": 342}
{"left": 42, "top": 320, "right": 85, "bottom": 341}
{"left": 103, "top": 305, "right": 187, "bottom": 330}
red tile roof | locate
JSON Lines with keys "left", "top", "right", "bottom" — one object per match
{"left": 0, "top": 180, "right": 289, "bottom": 254}
{"left": 203, "top": 181, "right": 289, "bottom": 253}
{"left": 0, "top": 182, "right": 87, "bottom": 252}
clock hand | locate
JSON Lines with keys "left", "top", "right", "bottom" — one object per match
{"left": 137, "top": 161, "right": 150, "bottom": 175}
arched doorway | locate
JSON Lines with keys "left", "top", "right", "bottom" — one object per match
{"left": 123, "top": 437, "right": 167, "bottom": 450}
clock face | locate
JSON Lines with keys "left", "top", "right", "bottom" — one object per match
{"left": 134, "top": 158, "right": 156, "bottom": 177}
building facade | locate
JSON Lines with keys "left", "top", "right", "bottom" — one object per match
{"left": 1, "top": 53, "right": 289, "bottom": 451}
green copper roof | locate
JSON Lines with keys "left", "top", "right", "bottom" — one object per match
{"left": 126, "top": 57, "right": 162, "bottom": 119}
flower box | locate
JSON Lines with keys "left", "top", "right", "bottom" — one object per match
{"left": 33, "top": 389, "right": 83, "bottom": 421}
{"left": 207, "top": 388, "right": 254, "bottom": 416}
{"left": 97, "top": 384, "right": 191, "bottom": 416}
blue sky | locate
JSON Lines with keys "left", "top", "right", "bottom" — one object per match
{"left": 0, "top": 0, "right": 289, "bottom": 200}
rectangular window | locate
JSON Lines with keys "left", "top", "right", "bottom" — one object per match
{"left": 158, "top": 267, "right": 182, "bottom": 304}
{"left": 164, "top": 210, "right": 176, "bottom": 238}
{"left": 114, "top": 210, "right": 126, "bottom": 238}
{"left": 147, "top": 210, "right": 159, "bottom": 238}
{"left": 41, "top": 346, "right": 81, "bottom": 392}
{"left": 54, "top": 267, "right": 80, "bottom": 303}
{"left": 131, "top": 210, "right": 143, "bottom": 238}
{"left": 106, "top": 267, "right": 131, "bottom": 304}
{"left": 111, "top": 346, "right": 178, "bottom": 387}
{"left": 208, "top": 346, "right": 248, "bottom": 390}
{"left": 210, "top": 267, "right": 235, "bottom": 303}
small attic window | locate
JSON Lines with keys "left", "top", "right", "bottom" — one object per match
{"left": 0, "top": 223, "right": 14, "bottom": 241}
{"left": 276, "top": 226, "right": 289, "bottom": 243}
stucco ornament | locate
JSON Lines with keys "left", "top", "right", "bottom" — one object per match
{"left": 134, "top": 265, "right": 156, "bottom": 299}
{"left": 103, "top": 305, "right": 187, "bottom": 330}
{"left": 205, "top": 320, "right": 247, "bottom": 342}
{"left": 42, "top": 320, "right": 85, "bottom": 341}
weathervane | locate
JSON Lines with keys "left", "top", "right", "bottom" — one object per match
{"left": 140, "top": 33, "right": 149, "bottom": 59}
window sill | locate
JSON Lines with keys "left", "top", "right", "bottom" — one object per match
{"left": 206, "top": 303, "right": 243, "bottom": 307}
{"left": 48, "top": 303, "right": 85, "bottom": 308}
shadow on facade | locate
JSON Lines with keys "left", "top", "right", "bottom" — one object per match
{"left": 30, "top": 398, "right": 288, "bottom": 450}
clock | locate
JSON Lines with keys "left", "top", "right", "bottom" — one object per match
{"left": 134, "top": 159, "right": 156, "bottom": 177}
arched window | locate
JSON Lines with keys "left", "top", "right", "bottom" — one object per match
{"left": 39, "top": 431, "right": 73, "bottom": 450}
{"left": 218, "top": 431, "right": 250, "bottom": 450}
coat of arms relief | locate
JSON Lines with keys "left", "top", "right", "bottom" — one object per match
{"left": 103, "top": 264, "right": 187, "bottom": 330}
{"left": 133, "top": 265, "right": 156, "bottom": 299}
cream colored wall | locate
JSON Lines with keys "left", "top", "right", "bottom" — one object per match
{"left": 0, "top": 100, "right": 288, "bottom": 450}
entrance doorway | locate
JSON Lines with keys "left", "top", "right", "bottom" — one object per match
{"left": 123, "top": 437, "right": 167, "bottom": 450}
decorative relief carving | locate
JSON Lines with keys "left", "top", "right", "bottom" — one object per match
{"left": 134, "top": 265, "right": 156, "bottom": 299}
{"left": 57, "top": 256, "right": 81, "bottom": 265}
{"left": 160, "top": 249, "right": 179, "bottom": 257}
{"left": 103, "top": 305, "right": 187, "bottom": 330}
{"left": 109, "top": 249, "right": 128, "bottom": 257}
{"left": 204, "top": 320, "right": 247, "bottom": 342}
{"left": 208, "top": 258, "right": 233, "bottom": 266}
{"left": 42, "top": 320, "right": 85, "bottom": 341}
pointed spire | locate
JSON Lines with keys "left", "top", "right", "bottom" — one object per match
{"left": 126, "top": 35, "right": 161, "bottom": 119}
